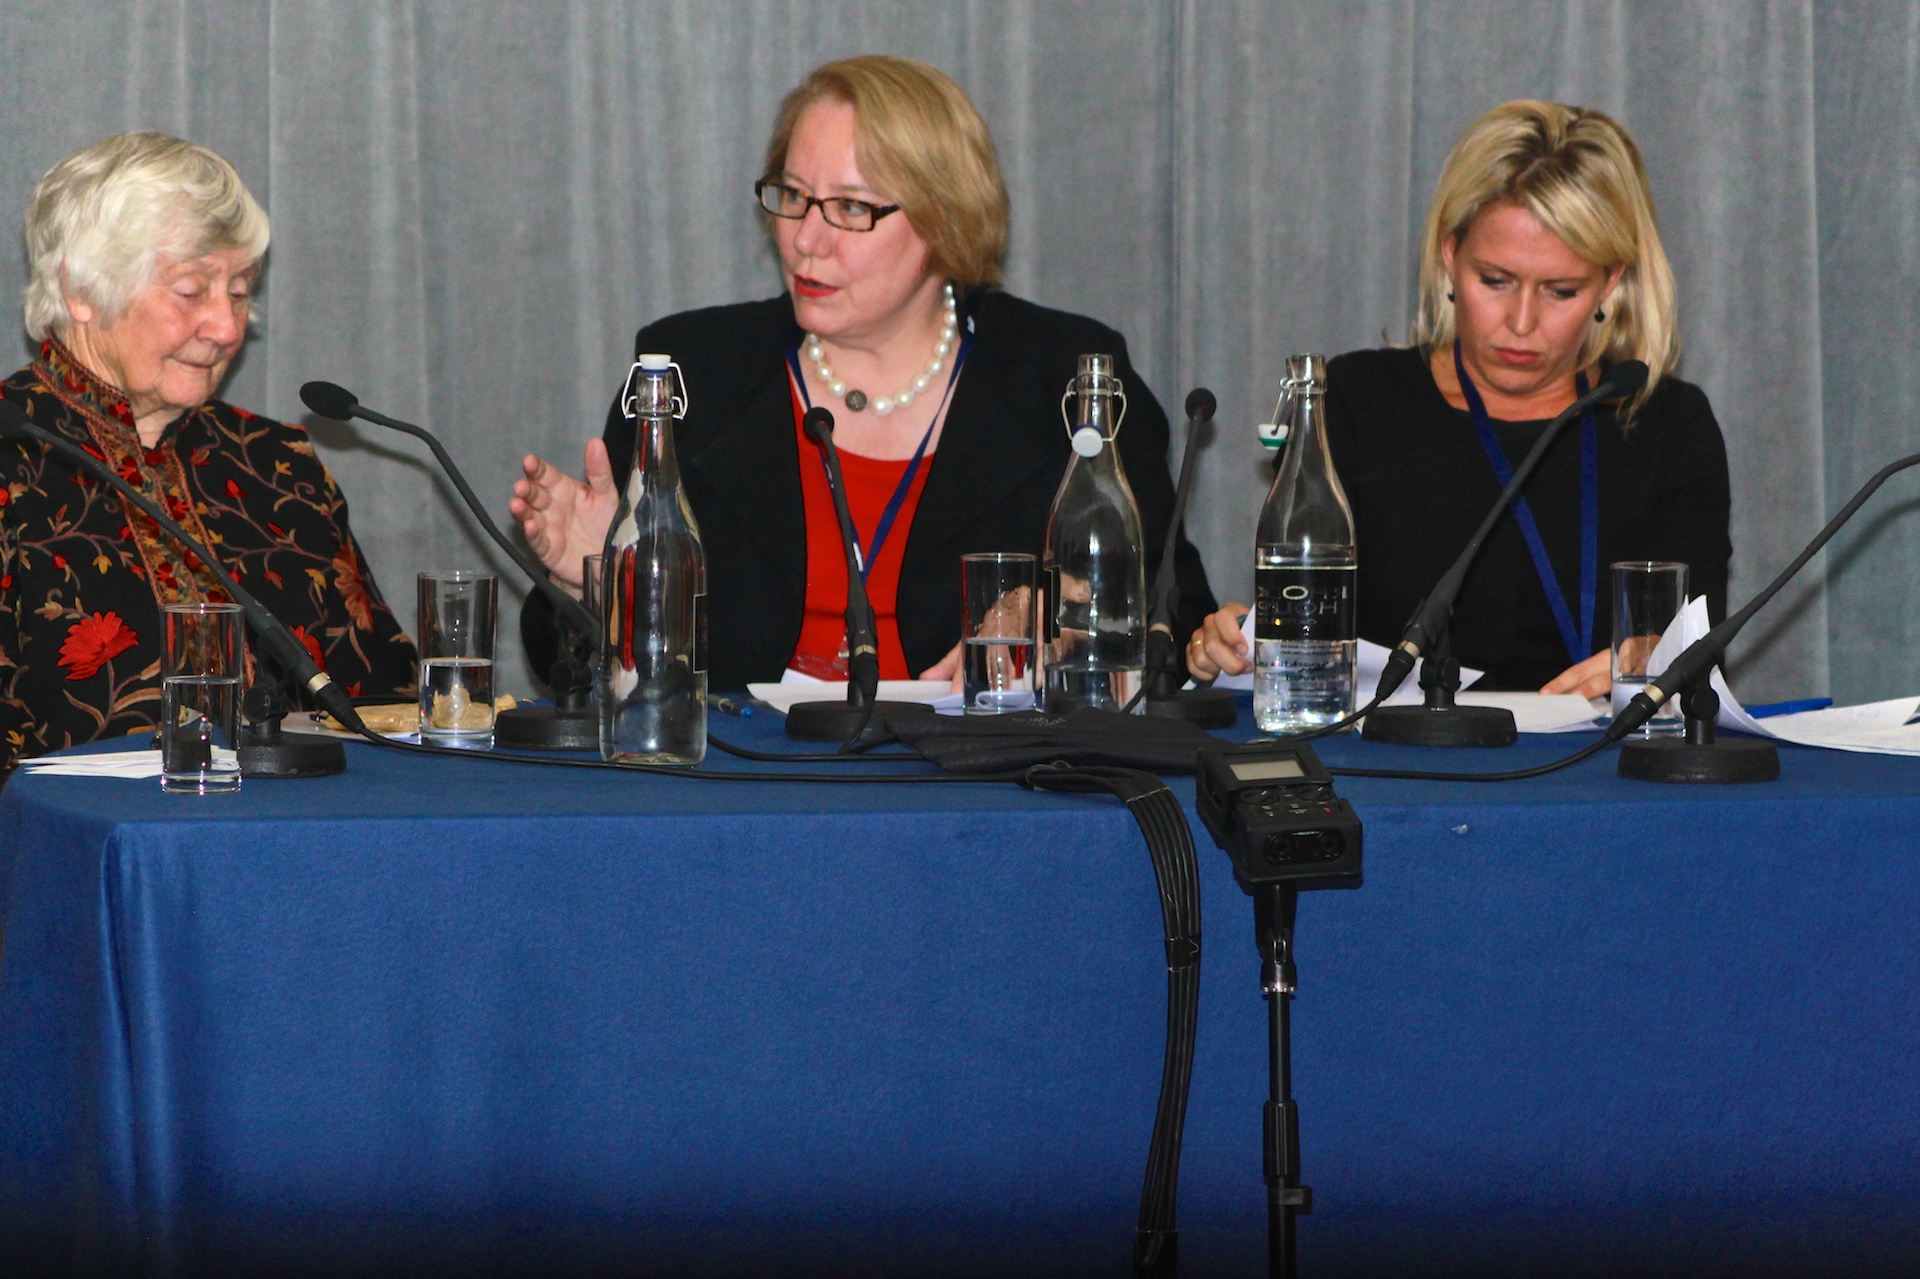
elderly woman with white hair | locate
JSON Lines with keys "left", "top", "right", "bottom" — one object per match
{"left": 0, "top": 132, "right": 415, "bottom": 775}
{"left": 1189, "top": 100, "right": 1732, "bottom": 697}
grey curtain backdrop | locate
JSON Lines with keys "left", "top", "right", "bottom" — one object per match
{"left": 4, "top": 1, "right": 1915, "bottom": 703}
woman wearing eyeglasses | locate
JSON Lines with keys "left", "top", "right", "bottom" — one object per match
{"left": 513, "top": 55, "right": 1213, "bottom": 693}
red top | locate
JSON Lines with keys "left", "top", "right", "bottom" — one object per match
{"left": 789, "top": 378, "right": 934, "bottom": 680}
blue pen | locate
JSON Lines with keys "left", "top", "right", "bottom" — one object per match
{"left": 1745, "top": 697, "right": 1833, "bottom": 720}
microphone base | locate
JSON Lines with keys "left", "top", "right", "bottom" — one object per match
{"left": 238, "top": 731, "right": 346, "bottom": 778}
{"left": 785, "top": 699, "right": 933, "bottom": 745}
{"left": 1617, "top": 735, "right": 1779, "bottom": 784}
{"left": 1144, "top": 688, "right": 1239, "bottom": 730}
{"left": 495, "top": 705, "right": 600, "bottom": 751}
{"left": 1362, "top": 703, "right": 1518, "bottom": 747}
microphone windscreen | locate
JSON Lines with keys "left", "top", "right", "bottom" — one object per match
{"left": 1605, "top": 360, "right": 1650, "bottom": 397}
{"left": 802, "top": 406, "right": 836, "bottom": 445}
{"left": 299, "top": 381, "right": 360, "bottom": 421}
{"left": 1184, "top": 387, "right": 1217, "bottom": 421}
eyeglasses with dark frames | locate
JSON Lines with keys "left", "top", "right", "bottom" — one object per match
{"left": 755, "top": 180, "right": 902, "bottom": 232}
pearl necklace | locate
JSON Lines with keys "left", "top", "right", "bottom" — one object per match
{"left": 806, "top": 283, "right": 958, "bottom": 416}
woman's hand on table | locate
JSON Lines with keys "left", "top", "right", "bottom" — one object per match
{"left": 1541, "top": 650, "right": 1612, "bottom": 700}
{"left": 920, "top": 642, "right": 964, "bottom": 695}
{"left": 510, "top": 441, "right": 619, "bottom": 594}
{"left": 1187, "top": 603, "right": 1252, "bottom": 681}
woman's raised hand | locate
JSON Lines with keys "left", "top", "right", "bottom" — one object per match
{"left": 509, "top": 439, "right": 619, "bottom": 593}
{"left": 1187, "top": 603, "right": 1253, "bottom": 681}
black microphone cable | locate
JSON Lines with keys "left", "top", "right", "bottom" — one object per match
{"left": 1023, "top": 762, "right": 1200, "bottom": 1279}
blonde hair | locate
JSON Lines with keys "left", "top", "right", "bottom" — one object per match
{"left": 1412, "top": 101, "right": 1678, "bottom": 403}
{"left": 762, "top": 56, "right": 1009, "bottom": 290}
{"left": 23, "top": 132, "right": 269, "bottom": 339}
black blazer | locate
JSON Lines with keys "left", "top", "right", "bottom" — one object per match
{"left": 524, "top": 291, "right": 1216, "bottom": 692}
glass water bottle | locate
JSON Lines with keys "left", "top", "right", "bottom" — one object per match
{"left": 600, "top": 353, "right": 707, "bottom": 764}
{"left": 1254, "top": 353, "right": 1357, "bottom": 733}
{"left": 1041, "top": 353, "right": 1147, "bottom": 713}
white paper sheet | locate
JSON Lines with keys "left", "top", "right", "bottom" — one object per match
{"left": 1756, "top": 697, "right": 1920, "bottom": 755}
{"left": 16, "top": 747, "right": 237, "bottom": 778}
{"left": 750, "top": 672, "right": 965, "bottom": 716}
{"left": 1638, "top": 596, "right": 1920, "bottom": 755}
{"left": 1208, "top": 611, "right": 1484, "bottom": 697}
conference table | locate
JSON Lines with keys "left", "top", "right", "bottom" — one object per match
{"left": 2, "top": 707, "right": 1917, "bottom": 1277}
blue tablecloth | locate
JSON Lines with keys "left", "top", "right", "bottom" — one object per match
{"left": 3, "top": 713, "right": 1918, "bottom": 1277}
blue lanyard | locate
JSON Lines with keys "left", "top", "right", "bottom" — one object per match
{"left": 1453, "top": 340, "right": 1599, "bottom": 668}
{"left": 787, "top": 330, "right": 971, "bottom": 583}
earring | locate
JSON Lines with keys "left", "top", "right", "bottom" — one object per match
{"left": 1447, "top": 288, "right": 1455, "bottom": 302}
{"left": 1594, "top": 306, "right": 1606, "bottom": 322}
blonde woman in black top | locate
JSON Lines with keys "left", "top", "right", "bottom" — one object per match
{"left": 1189, "top": 100, "right": 1730, "bottom": 694}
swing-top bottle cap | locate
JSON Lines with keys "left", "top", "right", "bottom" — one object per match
{"left": 637, "top": 353, "right": 673, "bottom": 372}
{"left": 1286, "top": 353, "right": 1326, "bottom": 390}
{"left": 1071, "top": 427, "right": 1105, "bottom": 457}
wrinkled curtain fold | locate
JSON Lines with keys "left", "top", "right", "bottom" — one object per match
{"left": 4, "top": 0, "right": 1912, "bottom": 701}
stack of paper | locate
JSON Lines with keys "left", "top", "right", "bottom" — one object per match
{"left": 1209, "top": 617, "right": 1603, "bottom": 733}
{"left": 15, "top": 748, "right": 237, "bottom": 779}
{"left": 748, "top": 672, "right": 965, "bottom": 716}
{"left": 1654, "top": 596, "right": 1920, "bottom": 756}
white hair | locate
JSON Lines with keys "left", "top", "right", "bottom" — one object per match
{"left": 22, "top": 132, "right": 269, "bottom": 340}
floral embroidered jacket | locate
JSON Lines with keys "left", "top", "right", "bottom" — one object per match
{"left": 0, "top": 339, "right": 417, "bottom": 772}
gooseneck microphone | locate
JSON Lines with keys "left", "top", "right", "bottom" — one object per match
{"left": 1605, "top": 446, "right": 1920, "bottom": 781}
{"left": 0, "top": 398, "right": 367, "bottom": 747}
{"left": 805, "top": 406, "right": 880, "bottom": 695}
{"left": 1373, "top": 359, "right": 1650, "bottom": 704}
{"left": 1139, "top": 387, "right": 1236, "bottom": 728}
{"left": 784, "top": 406, "right": 931, "bottom": 746}
{"left": 298, "top": 381, "right": 600, "bottom": 644}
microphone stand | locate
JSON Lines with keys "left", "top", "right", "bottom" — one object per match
{"left": 0, "top": 402, "right": 363, "bottom": 774}
{"left": 299, "top": 382, "right": 600, "bottom": 750}
{"left": 1610, "top": 447, "right": 1920, "bottom": 782}
{"left": 784, "top": 407, "right": 932, "bottom": 747}
{"left": 1361, "top": 626, "right": 1516, "bottom": 747}
{"left": 1256, "top": 883, "right": 1311, "bottom": 1279}
{"left": 1365, "top": 360, "right": 1650, "bottom": 747}
{"left": 1142, "top": 388, "right": 1237, "bottom": 729}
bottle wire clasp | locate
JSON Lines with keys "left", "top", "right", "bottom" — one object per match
{"left": 620, "top": 357, "right": 690, "bottom": 421}
{"left": 1059, "top": 364, "right": 1128, "bottom": 456}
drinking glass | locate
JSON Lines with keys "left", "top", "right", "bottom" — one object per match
{"left": 581, "top": 553, "right": 604, "bottom": 703}
{"left": 417, "top": 571, "right": 497, "bottom": 738}
{"left": 961, "top": 553, "right": 1037, "bottom": 713}
{"left": 1611, "top": 561, "right": 1689, "bottom": 737}
{"left": 161, "top": 601, "right": 244, "bottom": 793}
